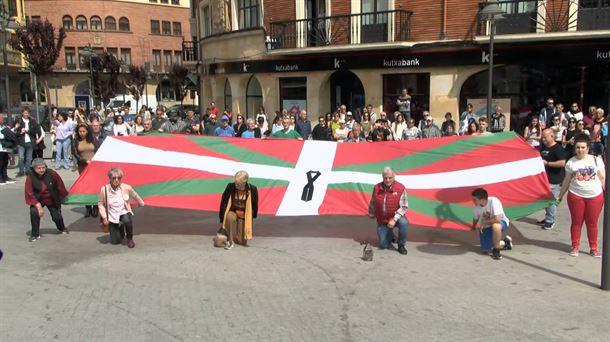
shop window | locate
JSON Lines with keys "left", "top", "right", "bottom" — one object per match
{"left": 62, "top": 16, "right": 73, "bottom": 30}
{"left": 105, "top": 16, "right": 117, "bottom": 31}
{"left": 90, "top": 16, "right": 102, "bottom": 31}
{"left": 119, "top": 17, "right": 130, "bottom": 31}
{"left": 382, "top": 73, "right": 430, "bottom": 122}
{"left": 279, "top": 77, "right": 307, "bottom": 115}
{"left": 76, "top": 15, "right": 87, "bottom": 30}
{"left": 238, "top": 0, "right": 260, "bottom": 29}
{"left": 246, "top": 75, "right": 262, "bottom": 119}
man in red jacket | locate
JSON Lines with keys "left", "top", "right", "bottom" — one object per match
{"left": 24, "top": 158, "right": 69, "bottom": 242}
{"left": 368, "top": 166, "right": 409, "bottom": 255}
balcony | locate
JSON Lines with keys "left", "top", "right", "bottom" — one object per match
{"left": 478, "top": 0, "right": 610, "bottom": 35}
{"left": 182, "top": 40, "right": 198, "bottom": 62}
{"left": 269, "top": 9, "right": 413, "bottom": 50}
{"left": 578, "top": 0, "right": 610, "bottom": 31}
{"left": 478, "top": 1, "right": 538, "bottom": 35}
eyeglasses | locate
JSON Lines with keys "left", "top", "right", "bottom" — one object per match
{"left": 111, "top": 176, "right": 122, "bottom": 180}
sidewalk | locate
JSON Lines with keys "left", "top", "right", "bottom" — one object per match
{"left": 0, "top": 168, "right": 608, "bottom": 341}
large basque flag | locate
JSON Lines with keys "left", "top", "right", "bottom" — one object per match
{"left": 65, "top": 132, "right": 555, "bottom": 230}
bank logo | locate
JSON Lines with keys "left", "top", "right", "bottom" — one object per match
{"left": 382, "top": 58, "right": 420, "bottom": 67}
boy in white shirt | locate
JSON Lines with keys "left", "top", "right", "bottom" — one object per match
{"left": 471, "top": 188, "right": 513, "bottom": 260}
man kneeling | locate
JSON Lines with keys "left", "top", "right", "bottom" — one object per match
{"left": 368, "top": 166, "right": 409, "bottom": 255}
{"left": 471, "top": 188, "right": 513, "bottom": 260}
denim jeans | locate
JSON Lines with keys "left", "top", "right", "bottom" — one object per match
{"left": 55, "top": 138, "right": 72, "bottom": 169}
{"left": 377, "top": 216, "right": 409, "bottom": 249}
{"left": 544, "top": 183, "right": 561, "bottom": 224}
{"left": 17, "top": 142, "right": 33, "bottom": 174}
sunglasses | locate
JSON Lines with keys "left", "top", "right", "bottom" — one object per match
{"left": 111, "top": 176, "right": 122, "bottom": 180}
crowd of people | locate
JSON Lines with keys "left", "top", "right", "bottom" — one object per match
{"left": 0, "top": 93, "right": 606, "bottom": 258}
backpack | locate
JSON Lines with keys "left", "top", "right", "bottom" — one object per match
{"left": 0, "top": 127, "right": 17, "bottom": 148}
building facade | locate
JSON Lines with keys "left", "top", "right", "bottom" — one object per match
{"left": 186, "top": 0, "right": 610, "bottom": 127}
{"left": 1, "top": 0, "right": 26, "bottom": 113}
{"left": 24, "top": 0, "right": 192, "bottom": 111}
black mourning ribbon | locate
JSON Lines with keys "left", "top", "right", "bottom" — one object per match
{"left": 301, "top": 170, "right": 321, "bottom": 202}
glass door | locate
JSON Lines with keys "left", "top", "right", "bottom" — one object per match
{"left": 361, "top": 0, "right": 388, "bottom": 43}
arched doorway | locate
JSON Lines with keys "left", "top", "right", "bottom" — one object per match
{"left": 329, "top": 70, "right": 364, "bottom": 113}
{"left": 246, "top": 75, "right": 262, "bottom": 119}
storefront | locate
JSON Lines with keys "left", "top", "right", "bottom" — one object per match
{"left": 204, "top": 37, "right": 610, "bottom": 125}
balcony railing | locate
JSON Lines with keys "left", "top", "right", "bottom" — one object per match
{"left": 578, "top": 0, "right": 610, "bottom": 31}
{"left": 182, "top": 40, "right": 198, "bottom": 62}
{"left": 269, "top": 9, "right": 413, "bottom": 50}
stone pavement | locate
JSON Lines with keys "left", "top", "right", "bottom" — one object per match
{"left": 0, "top": 168, "right": 609, "bottom": 341}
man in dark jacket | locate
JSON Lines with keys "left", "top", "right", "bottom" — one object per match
{"left": 15, "top": 108, "right": 39, "bottom": 177}
{"left": 24, "top": 158, "right": 69, "bottom": 241}
{"left": 312, "top": 116, "right": 332, "bottom": 141}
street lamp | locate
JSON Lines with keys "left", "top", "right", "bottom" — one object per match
{"left": 0, "top": 4, "right": 20, "bottom": 121}
{"left": 79, "top": 43, "right": 97, "bottom": 108}
{"left": 479, "top": 1, "right": 505, "bottom": 123}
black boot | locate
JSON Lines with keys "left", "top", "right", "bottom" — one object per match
{"left": 84, "top": 206, "right": 91, "bottom": 218}
{"left": 91, "top": 206, "right": 99, "bottom": 218}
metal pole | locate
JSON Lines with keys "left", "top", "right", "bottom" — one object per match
{"left": 2, "top": 19, "right": 11, "bottom": 120}
{"left": 89, "top": 48, "right": 94, "bottom": 108}
{"left": 602, "top": 130, "right": 610, "bottom": 290}
{"left": 486, "top": 18, "right": 495, "bottom": 124}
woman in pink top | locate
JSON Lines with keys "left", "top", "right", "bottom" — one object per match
{"left": 98, "top": 167, "right": 145, "bottom": 248}
{"left": 558, "top": 134, "right": 605, "bottom": 257}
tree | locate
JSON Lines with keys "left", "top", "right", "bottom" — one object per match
{"left": 168, "top": 64, "right": 190, "bottom": 107}
{"left": 84, "top": 52, "right": 121, "bottom": 106}
{"left": 10, "top": 19, "right": 66, "bottom": 125}
{"left": 122, "top": 65, "right": 147, "bottom": 112}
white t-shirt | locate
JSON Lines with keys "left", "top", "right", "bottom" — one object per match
{"left": 472, "top": 197, "right": 509, "bottom": 227}
{"left": 22, "top": 118, "right": 31, "bottom": 143}
{"left": 565, "top": 155, "right": 605, "bottom": 198}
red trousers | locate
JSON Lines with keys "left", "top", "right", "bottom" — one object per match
{"left": 567, "top": 192, "right": 604, "bottom": 251}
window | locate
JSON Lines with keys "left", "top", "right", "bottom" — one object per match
{"left": 174, "top": 51, "right": 182, "bottom": 64}
{"left": 105, "top": 16, "right": 117, "bottom": 31}
{"left": 246, "top": 76, "right": 262, "bottom": 119}
{"left": 201, "top": 5, "right": 210, "bottom": 37}
{"left": 120, "top": 48, "right": 131, "bottom": 65}
{"left": 152, "top": 50, "right": 162, "bottom": 71}
{"left": 90, "top": 16, "right": 102, "bottom": 31}
{"left": 238, "top": 0, "right": 260, "bottom": 29}
{"left": 172, "top": 0, "right": 180, "bottom": 4}
{"left": 157, "top": 79, "right": 176, "bottom": 101}
{"left": 78, "top": 47, "right": 87, "bottom": 68}
{"left": 224, "top": 79, "right": 232, "bottom": 111}
{"left": 76, "top": 15, "right": 87, "bottom": 30}
{"left": 64, "top": 47, "right": 76, "bottom": 70}
{"left": 119, "top": 17, "right": 130, "bottom": 31}
{"left": 8, "top": 0, "right": 17, "bottom": 17}
{"left": 31, "top": 16, "right": 41, "bottom": 22}
{"left": 161, "top": 0, "right": 169, "bottom": 3}
{"left": 279, "top": 77, "right": 307, "bottom": 114}
{"left": 106, "top": 48, "right": 118, "bottom": 59}
{"left": 173, "top": 22, "right": 182, "bottom": 35}
{"left": 62, "top": 16, "right": 73, "bottom": 30}
{"left": 151, "top": 20, "right": 160, "bottom": 34}
{"left": 382, "top": 73, "right": 430, "bottom": 122}
{"left": 163, "top": 50, "right": 173, "bottom": 66}
{"left": 162, "top": 21, "right": 171, "bottom": 35}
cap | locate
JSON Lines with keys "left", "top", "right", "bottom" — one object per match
{"left": 347, "top": 111, "right": 353, "bottom": 116}
{"left": 221, "top": 115, "right": 229, "bottom": 121}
